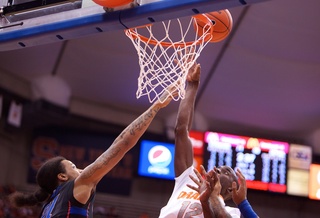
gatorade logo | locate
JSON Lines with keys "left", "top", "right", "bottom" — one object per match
{"left": 148, "top": 145, "right": 172, "bottom": 168}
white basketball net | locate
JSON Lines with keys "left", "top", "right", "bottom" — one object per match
{"left": 125, "top": 15, "right": 213, "bottom": 103}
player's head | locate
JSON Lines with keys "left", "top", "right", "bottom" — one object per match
{"left": 36, "top": 156, "right": 66, "bottom": 194}
{"left": 216, "top": 166, "right": 238, "bottom": 201}
{"left": 36, "top": 156, "right": 82, "bottom": 194}
{"left": 8, "top": 156, "right": 81, "bottom": 207}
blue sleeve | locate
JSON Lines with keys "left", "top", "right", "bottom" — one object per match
{"left": 238, "top": 199, "right": 258, "bottom": 218}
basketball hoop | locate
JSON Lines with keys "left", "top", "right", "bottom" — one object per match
{"left": 125, "top": 13, "right": 215, "bottom": 103}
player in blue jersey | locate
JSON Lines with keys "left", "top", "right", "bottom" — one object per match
{"left": 8, "top": 88, "right": 176, "bottom": 218}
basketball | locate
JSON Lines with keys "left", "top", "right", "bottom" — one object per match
{"left": 193, "top": 9, "right": 233, "bottom": 43}
{"left": 92, "top": 0, "right": 133, "bottom": 8}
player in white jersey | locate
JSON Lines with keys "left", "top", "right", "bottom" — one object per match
{"left": 159, "top": 61, "right": 241, "bottom": 218}
{"left": 188, "top": 166, "right": 259, "bottom": 218}
{"left": 159, "top": 166, "right": 241, "bottom": 217}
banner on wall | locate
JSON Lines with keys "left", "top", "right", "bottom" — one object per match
{"left": 288, "top": 144, "right": 312, "bottom": 170}
{"left": 7, "top": 100, "right": 22, "bottom": 127}
{"left": 28, "top": 127, "right": 139, "bottom": 196}
{"left": 287, "top": 168, "right": 309, "bottom": 197}
{"left": 287, "top": 144, "right": 312, "bottom": 197}
{"left": 309, "top": 164, "right": 320, "bottom": 200}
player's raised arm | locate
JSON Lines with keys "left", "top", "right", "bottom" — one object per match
{"left": 73, "top": 85, "right": 177, "bottom": 203}
{"left": 8, "top": 80, "right": 178, "bottom": 217}
{"left": 174, "top": 62, "right": 201, "bottom": 176}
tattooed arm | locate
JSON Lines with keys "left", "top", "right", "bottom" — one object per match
{"left": 73, "top": 89, "right": 176, "bottom": 204}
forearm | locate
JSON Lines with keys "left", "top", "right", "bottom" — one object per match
{"left": 176, "top": 80, "right": 199, "bottom": 130}
{"left": 114, "top": 103, "right": 161, "bottom": 148}
{"left": 81, "top": 103, "right": 161, "bottom": 182}
{"left": 174, "top": 80, "right": 199, "bottom": 172}
{"left": 200, "top": 199, "right": 216, "bottom": 218}
{"left": 208, "top": 196, "right": 232, "bottom": 218}
{"left": 237, "top": 200, "right": 258, "bottom": 218}
{"left": 103, "top": 104, "right": 161, "bottom": 162}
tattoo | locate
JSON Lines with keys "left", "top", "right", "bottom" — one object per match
{"left": 153, "top": 107, "right": 160, "bottom": 113}
{"left": 114, "top": 131, "right": 126, "bottom": 144}
{"left": 81, "top": 147, "right": 122, "bottom": 179}
{"left": 129, "top": 108, "right": 155, "bottom": 135}
{"left": 81, "top": 106, "right": 158, "bottom": 180}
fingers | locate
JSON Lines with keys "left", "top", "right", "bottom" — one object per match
{"left": 195, "top": 63, "right": 201, "bottom": 71}
{"left": 212, "top": 169, "right": 218, "bottom": 181}
{"left": 232, "top": 181, "right": 238, "bottom": 194}
{"left": 204, "top": 180, "right": 212, "bottom": 190}
{"left": 212, "top": 174, "right": 222, "bottom": 194}
{"left": 200, "top": 165, "right": 207, "bottom": 176}
{"left": 207, "top": 170, "right": 214, "bottom": 178}
{"left": 189, "top": 174, "right": 201, "bottom": 186}
{"left": 232, "top": 169, "right": 247, "bottom": 205}
{"left": 156, "top": 82, "right": 180, "bottom": 106}
{"left": 236, "top": 168, "right": 246, "bottom": 188}
{"left": 205, "top": 173, "right": 216, "bottom": 190}
{"left": 188, "top": 171, "right": 204, "bottom": 193}
{"left": 213, "top": 166, "right": 218, "bottom": 173}
{"left": 186, "top": 183, "right": 199, "bottom": 192}
{"left": 215, "top": 172, "right": 221, "bottom": 184}
{"left": 205, "top": 172, "right": 213, "bottom": 183}
{"left": 236, "top": 168, "right": 245, "bottom": 179}
{"left": 194, "top": 166, "right": 213, "bottom": 187}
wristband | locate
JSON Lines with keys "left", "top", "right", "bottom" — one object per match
{"left": 238, "top": 199, "right": 258, "bottom": 218}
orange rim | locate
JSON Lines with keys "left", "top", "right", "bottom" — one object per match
{"left": 125, "top": 14, "right": 214, "bottom": 47}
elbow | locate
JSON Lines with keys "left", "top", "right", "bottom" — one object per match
{"left": 174, "top": 125, "right": 189, "bottom": 137}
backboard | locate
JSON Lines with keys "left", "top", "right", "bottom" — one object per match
{"left": 0, "top": 0, "right": 269, "bottom": 51}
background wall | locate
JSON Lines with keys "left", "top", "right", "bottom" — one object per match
{"left": 0, "top": 120, "right": 319, "bottom": 218}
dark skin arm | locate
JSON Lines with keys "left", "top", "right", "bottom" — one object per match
{"left": 174, "top": 62, "right": 201, "bottom": 177}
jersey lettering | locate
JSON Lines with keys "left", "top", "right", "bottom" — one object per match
{"left": 177, "top": 201, "right": 203, "bottom": 218}
{"left": 177, "top": 191, "right": 200, "bottom": 200}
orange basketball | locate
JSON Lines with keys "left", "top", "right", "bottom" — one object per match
{"left": 92, "top": 0, "right": 133, "bottom": 8}
{"left": 194, "top": 9, "right": 233, "bottom": 43}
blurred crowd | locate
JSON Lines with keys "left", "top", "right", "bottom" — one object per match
{"left": 0, "top": 185, "right": 41, "bottom": 218}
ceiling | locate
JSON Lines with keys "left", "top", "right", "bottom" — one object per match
{"left": 1, "top": 0, "right": 320, "bottom": 153}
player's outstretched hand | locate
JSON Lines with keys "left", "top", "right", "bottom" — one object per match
{"left": 187, "top": 165, "right": 220, "bottom": 202}
{"left": 187, "top": 165, "right": 211, "bottom": 202}
{"left": 232, "top": 168, "right": 247, "bottom": 205}
{"left": 174, "top": 47, "right": 200, "bottom": 83}
{"left": 155, "top": 83, "right": 179, "bottom": 108}
{"left": 187, "top": 62, "right": 201, "bottom": 82}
